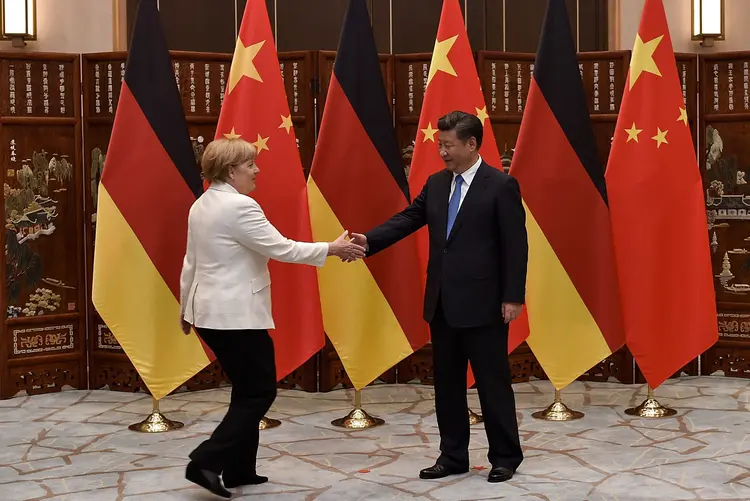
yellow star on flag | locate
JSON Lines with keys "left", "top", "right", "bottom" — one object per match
{"left": 224, "top": 127, "right": 241, "bottom": 139}
{"left": 279, "top": 114, "right": 293, "bottom": 133}
{"left": 629, "top": 34, "right": 663, "bottom": 89}
{"left": 426, "top": 35, "right": 458, "bottom": 87}
{"left": 677, "top": 106, "right": 688, "bottom": 126}
{"left": 228, "top": 38, "right": 266, "bottom": 94}
{"left": 252, "top": 133, "right": 270, "bottom": 153}
{"left": 475, "top": 106, "right": 489, "bottom": 124}
{"left": 625, "top": 122, "right": 642, "bottom": 143}
{"left": 652, "top": 127, "right": 668, "bottom": 148}
{"left": 421, "top": 122, "right": 438, "bottom": 142}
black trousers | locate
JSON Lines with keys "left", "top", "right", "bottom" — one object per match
{"left": 189, "top": 328, "right": 277, "bottom": 476}
{"left": 430, "top": 300, "right": 523, "bottom": 471}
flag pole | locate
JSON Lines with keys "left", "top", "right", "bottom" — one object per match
{"left": 624, "top": 385, "right": 676, "bottom": 418}
{"left": 532, "top": 385, "right": 584, "bottom": 421}
{"left": 331, "top": 388, "right": 385, "bottom": 429}
{"left": 129, "top": 397, "right": 184, "bottom": 433}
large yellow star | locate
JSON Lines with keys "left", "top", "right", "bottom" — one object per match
{"left": 224, "top": 127, "right": 241, "bottom": 139}
{"left": 279, "top": 114, "right": 293, "bottom": 133}
{"left": 251, "top": 133, "right": 270, "bottom": 153}
{"left": 421, "top": 122, "right": 438, "bottom": 142}
{"left": 228, "top": 39, "right": 265, "bottom": 94}
{"left": 677, "top": 106, "right": 688, "bottom": 126}
{"left": 475, "top": 106, "right": 489, "bottom": 124}
{"left": 652, "top": 127, "right": 668, "bottom": 148}
{"left": 629, "top": 34, "right": 664, "bottom": 89}
{"left": 625, "top": 122, "right": 642, "bottom": 143}
{"left": 426, "top": 35, "right": 458, "bottom": 87}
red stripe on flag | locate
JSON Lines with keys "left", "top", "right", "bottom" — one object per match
{"left": 101, "top": 84, "right": 196, "bottom": 300}
{"left": 512, "top": 80, "right": 625, "bottom": 351}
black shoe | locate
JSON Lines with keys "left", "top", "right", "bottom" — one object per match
{"left": 487, "top": 466, "right": 514, "bottom": 483}
{"left": 185, "top": 461, "right": 231, "bottom": 498}
{"left": 222, "top": 473, "right": 268, "bottom": 489}
{"left": 419, "top": 463, "right": 469, "bottom": 480}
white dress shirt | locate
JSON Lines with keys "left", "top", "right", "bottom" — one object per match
{"left": 448, "top": 155, "right": 482, "bottom": 208}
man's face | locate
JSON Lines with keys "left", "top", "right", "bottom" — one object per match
{"left": 438, "top": 129, "right": 475, "bottom": 172}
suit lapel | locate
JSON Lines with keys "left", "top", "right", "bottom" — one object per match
{"left": 435, "top": 170, "right": 452, "bottom": 242}
{"left": 446, "top": 162, "right": 491, "bottom": 243}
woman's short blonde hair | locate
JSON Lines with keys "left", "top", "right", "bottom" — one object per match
{"left": 201, "top": 138, "right": 257, "bottom": 183}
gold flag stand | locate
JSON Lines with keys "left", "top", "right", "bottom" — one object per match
{"left": 468, "top": 408, "right": 483, "bottom": 425}
{"left": 532, "top": 388, "right": 584, "bottom": 421}
{"left": 331, "top": 389, "right": 385, "bottom": 429}
{"left": 624, "top": 386, "right": 677, "bottom": 418}
{"left": 129, "top": 397, "right": 184, "bottom": 433}
{"left": 259, "top": 416, "right": 281, "bottom": 429}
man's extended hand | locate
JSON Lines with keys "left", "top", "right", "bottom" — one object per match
{"left": 328, "top": 230, "right": 366, "bottom": 262}
{"left": 181, "top": 318, "right": 192, "bottom": 335}
{"left": 502, "top": 303, "right": 522, "bottom": 323}
{"left": 350, "top": 233, "right": 367, "bottom": 249}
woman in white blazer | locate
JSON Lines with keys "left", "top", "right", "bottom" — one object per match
{"left": 180, "top": 138, "right": 364, "bottom": 498}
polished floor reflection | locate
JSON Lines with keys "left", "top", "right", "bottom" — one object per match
{"left": 1, "top": 376, "right": 750, "bottom": 500}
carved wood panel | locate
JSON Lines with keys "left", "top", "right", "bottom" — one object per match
{"left": 700, "top": 52, "right": 750, "bottom": 378}
{"left": 393, "top": 53, "right": 432, "bottom": 174}
{"left": 279, "top": 51, "right": 316, "bottom": 176}
{"left": 1, "top": 53, "right": 86, "bottom": 398}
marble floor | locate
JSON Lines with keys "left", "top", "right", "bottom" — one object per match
{"left": 1, "top": 377, "right": 750, "bottom": 500}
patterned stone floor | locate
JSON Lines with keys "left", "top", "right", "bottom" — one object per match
{"left": 1, "top": 376, "right": 750, "bottom": 500}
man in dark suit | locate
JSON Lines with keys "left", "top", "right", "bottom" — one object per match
{"left": 351, "top": 110, "right": 528, "bottom": 483}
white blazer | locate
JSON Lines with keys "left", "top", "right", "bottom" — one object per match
{"left": 179, "top": 182, "right": 328, "bottom": 330}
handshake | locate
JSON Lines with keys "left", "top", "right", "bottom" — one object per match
{"left": 327, "top": 231, "right": 368, "bottom": 263}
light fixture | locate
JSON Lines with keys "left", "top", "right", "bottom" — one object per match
{"left": 691, "top": 0, "right": 724, "bottom": 47}
{"left": 1, "top": 0, "right": 36, "bottom": 48}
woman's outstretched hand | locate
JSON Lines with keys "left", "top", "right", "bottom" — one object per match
{"left": 328, "top": 230, "right": 366, "bottom": 262}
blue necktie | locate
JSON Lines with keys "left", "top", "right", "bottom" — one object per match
{"left": 446, "top": 175, "right": 463, "bottom": 238}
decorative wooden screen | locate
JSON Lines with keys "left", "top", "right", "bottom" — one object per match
{"left": 699, "top": 51, "right": 750, "bottom": 379}
{"left": 0, "top": 53, "right": 86, "bottom": 398}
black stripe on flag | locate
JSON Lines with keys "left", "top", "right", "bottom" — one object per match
{"left": 332, "top": 0, "right": 409, "bottom": 201}
{"left": 533, "top": 0, "right": 608, "bottom": 204}
{"left": 124, "top": 0, "right": 202, "bottom": 199}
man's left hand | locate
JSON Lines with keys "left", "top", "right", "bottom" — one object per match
{"left": 502, "top": 303, "right": 522, "bottom": 323}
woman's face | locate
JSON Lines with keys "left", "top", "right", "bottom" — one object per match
{"left": 228, "top": 159, "right": 259, "bottom": 194}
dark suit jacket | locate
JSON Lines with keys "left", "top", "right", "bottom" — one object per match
{"left": 365, "top": 161, "right": 528, "bottom": 329}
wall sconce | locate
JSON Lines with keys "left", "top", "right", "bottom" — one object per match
{"left": 692, "top": 0, "right": 724, "bottom": 47}
{"left": 1, "top": 0, "right": 36, "bottom": 48}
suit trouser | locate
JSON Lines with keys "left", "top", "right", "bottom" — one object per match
{"left": 430, "top": 300, "right": 523, "bottom": 472}
{"left": 189, "top": 328, "right": 277, "bottom": 476}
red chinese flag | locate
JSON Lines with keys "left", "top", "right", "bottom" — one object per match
{"left": 215, "top": 0, "right": 325, "bottom": 379}
{"left": 409, "top": 0, "right": 529, "bottom": 384}
{"left": 605, "top": 0, "right": 717, "bottom": 389}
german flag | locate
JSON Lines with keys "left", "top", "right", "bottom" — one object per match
{"left": 508, "top": 0, "right": 625, "bottom": 389}
{"left": 307, "top": 0, "right": 429, "bottom": 389}
{"left": 91, "top": 0, "right": 211, "bottom": 400}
